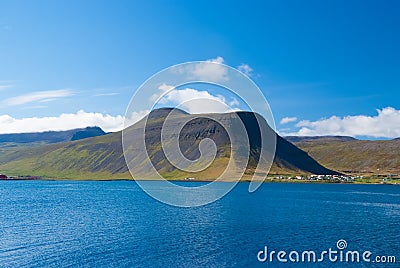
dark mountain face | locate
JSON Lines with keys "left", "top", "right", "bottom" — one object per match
{"left": 71, "top": 127, "right": 107, "bottom": 141}
{"left": 0, "top": 127, "right": 106, "bottom": 144}
{"left": 233, "top": 113, "right": 338, "bottom": 175}
{"left": 275, "top": 136, "right": 339, "bottom": 174}
{"left": 0, "top": 109, "right": 337, "bottom": 179}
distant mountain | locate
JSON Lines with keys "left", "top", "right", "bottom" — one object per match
{"left": 0, "top": 109, "right": 337, "bottom": 180}
{"left": 70, "top": 127, "right": 107, "bottom": 141}
{"left": 291, "top": 138, "right": 400, "bottom": 175}
{"left": 0, "top": 127, "right": 106, "bottom": 144}
{"left": 285, "top": 136, "right": 357, "bottom": 143}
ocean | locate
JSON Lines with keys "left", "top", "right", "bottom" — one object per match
{"left": 0, "top": 181, "right": 399, "bottom": 267}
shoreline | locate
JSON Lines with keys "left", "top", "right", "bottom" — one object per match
{"left": 0, "top": 177, "right": 398, "bottom": 185}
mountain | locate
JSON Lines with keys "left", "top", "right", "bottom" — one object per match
{"left": 0, "top": 127, "right": 106, "bottom": 144}
{"left": 70, "top": 127, "right": 107, "bottom": 141}
{"left": 290, "top": 137, "right": 400, "bottom": 175}
{"left": 0, "top": 109, "right": 337, "bottom": 180}
{"left": 285, "top": 136, "right": 357, "bottom": 143}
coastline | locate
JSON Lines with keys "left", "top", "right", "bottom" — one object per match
{"left": 1, "top": 177, "right": 398, "bottom": 185}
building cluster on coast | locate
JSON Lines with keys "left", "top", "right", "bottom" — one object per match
{"left": 272, "top": 174, "right": 359, "bottom": 183}
{"left": 272, "top": 174, "right": 399, "bottom": 184}
{"left": 0, "top": 174, "right": 42, "bottom": 180}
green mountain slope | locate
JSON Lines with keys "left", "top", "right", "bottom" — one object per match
{"left": 0, "top": 109, "right": 337, "bottom": 180}
{"left": 291, "top": 137, "right": 400, "bottom": 175}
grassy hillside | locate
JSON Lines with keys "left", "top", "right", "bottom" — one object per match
{"left": 292, "top": 138, "right": 400, "bottom": 175}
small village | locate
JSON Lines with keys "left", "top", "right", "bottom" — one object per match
{"left": 271, "top": 174, "right": 399, "bottom": 184}
{"left": 275, "top": 174, "right": 359, "bottom": 183}
{"left": 0, "top": 174, "right": 42, "bottom": 180}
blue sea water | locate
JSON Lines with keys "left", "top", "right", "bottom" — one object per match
{"left": 0, "top": 181, "right": 399, "bottom": 267}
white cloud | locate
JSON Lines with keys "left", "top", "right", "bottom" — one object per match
{"left": 149, "top": 57, "right": 252, "bottom": 114}
{"left": 3, "top": 89, "right": 74, "bottom": 106}
{"left": 173, "top": 56, "right": 228, "bottom": 83}
{"left": 152, "top": 83, "right": 241, "bottom": 114}
{"left": 158, "top": 83, "right": 174, "bottom": 92}
{"left": 229, "top": 97, "right": 240, "bottom": 107}
{"left": 191, "top": 56, "right": 228, "bottom": 82}
{"left": 286, "top": 107, "right": 400, "bottom": 138}
{"left": 172, "top": 57, "right": 255, "bottom": 82}
{"left": 0, "top": 84, "right": 13, "bottom": 90}
{"left": 123, "top": 110, "right": 150, "bottom": 127}
{"left": 210, "top": 56, "right": 224, "bottom": 64}
{"left": 237, "top": 63, "right": 253, "bottom": 76}
{"left": 159, "top": 87, "right": 232, "bottom": 114}
{"left": 21, "top": 105, "right": 47, "bottom": 110}
{"left": 0, "top": 110, "right": 147, "bottom": 134}
{"left": 280, "top": 117, "right": 298, "bottom": 125}
{"left": 150, "top": 83, "right": 175, "bottom": 102}
{"left": 92, "top": 92, "right": 120, "bottom": 97}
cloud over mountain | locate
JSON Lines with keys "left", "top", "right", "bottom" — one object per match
{"left": 0, "top": 110, "right": 128, "bottom": 134}
{"left": 284, "top": 107, "right": 400, "bottom": 138}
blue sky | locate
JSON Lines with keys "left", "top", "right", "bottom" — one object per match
{"left": 0, "top": 0, "right": 399, "bottom": 138}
